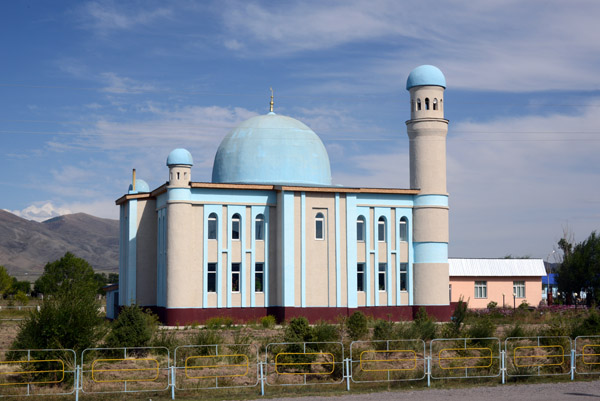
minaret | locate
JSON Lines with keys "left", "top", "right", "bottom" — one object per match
{"left": 165, "top": 148, "right": 194, "bottom": 323}
{"left": 405, "top": 65, "right": 449, "bottom": 306}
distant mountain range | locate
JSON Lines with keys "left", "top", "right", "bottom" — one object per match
{"left": 0, "top": 210, "right": 119, "bottom": 280}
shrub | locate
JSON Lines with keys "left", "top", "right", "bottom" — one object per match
{"left": 205, "top": 316, "right": 234, "bottom": 329}
{"left": 14, "top": 291, "right": 29, "bottom": 306}
{"left": 313, "top": 321, "right": 340, "bottom": 343}
{"left": 451, "top": 297, "right": 468, "bottom": 334}
{"left": 518, "top": 301, "right": 530, "bottom": 310}
{"left": 413, "top": 308, "right": 437, "bottom": 341}
{"left": 572, "top": 308, "right": 600, "bottom": 337}
{"left": 504, "top": 322, "right": 527, "bottom": 339}
{"left": 487, "top": 301, "right": 498, "bottom": 309}
{"left": 466, "top": 315, "right": 495, "bottom": 339}
{"left": 11, "top": 284, "right": 105, "bottom": 354}
{"left": 284, "top": 317, "right": 313, "bottom": 343}
{"left": 261, "top": 315, "right": 276, "bottom": 329}
{"left": 192, "top": 330, "right": 223, "bottom": 348}
{"left": 151, "top": 329, "right": 179, "bottom": 350}
{"left": 346, "top": 311, "right": 368, "bottom": 340}
{"left": 105, "top": 305, "right": 158, "bottom": 348}
{"left": 372, "top": 319, "right": 395, "bottom": 341}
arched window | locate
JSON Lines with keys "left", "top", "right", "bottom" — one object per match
{"left": 356, "top": 216, "right": 365, "bottom": 242}
{"left": 425, "top": 98, "right": 430, "bottom": 110}
{"left": 231, "top": 213, "right": 241, "bottom": 240}
{"left": 378, "top": 216, "right": 386, "bottom": 242}
{"left": 208, "top": 213, "right": 218, "bottom": 240}
{"left": 417, "top": 98, "right": 422, "bottom": 111}
{"left": 255, "top": 214, "right": 265, "bottom": 240}
{"left": 433, "top": 98, "right": 438, "bottom": 110}
{"left": 315, "top": 212, "right": 325, "bottom": 240}
{"left": 399, "top": 217, "right": 408, "bottom": 242}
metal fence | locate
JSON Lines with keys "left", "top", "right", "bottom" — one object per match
{"left": 1, "top": 335, "right": 599, "bottom": 399}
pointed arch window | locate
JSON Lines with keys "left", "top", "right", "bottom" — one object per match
{"left": 425, "top": 98, "right": 430, "bottom": 110}
{"left": 417, "top": 98, "right": 422, "bottom": 111}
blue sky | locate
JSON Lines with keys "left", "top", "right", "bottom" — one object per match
{"left": 1, "top": 0, "right": 599, "bottom": 260}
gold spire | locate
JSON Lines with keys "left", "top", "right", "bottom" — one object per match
{"left": 269, "top": 87, "right": 274, "bottom": 112}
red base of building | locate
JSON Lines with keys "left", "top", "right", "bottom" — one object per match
{"left": 142, "top": 304, "right": 455, "bottom": 326}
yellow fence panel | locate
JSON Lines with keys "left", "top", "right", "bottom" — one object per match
{"left": 174, "top": 344, "right": 259, "bottom": 390}
{"left": 274, "top": 352, "right": 335, "bottom": 375}
{"left": 513, "top": 345, "right": 564, "bottom": 368}
{"left": 184, "top": 354, "right": 249, "bottom": 379}
{"left": 91, "top": 358, "right": 160, "bottom": 383}
{"left": 0, "top": 359, "right": 65, "bottom": 386}
{"left": 438, "top": 347, "right": 493, "bottom": 370}
{"left": 359, "top": 350, "right": 417, "bottom": 372}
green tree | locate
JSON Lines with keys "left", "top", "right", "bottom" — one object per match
{"left": 12, "top": 254, "right": 105, "bottom": 353}
{"left": 34, "top": 252, "right": 97, "bottom": 295}
{"left": 0, "top": 266, "right": 12, "bottom": 297}
{"left": 556, "top": 231, "right": 600, "bottom": 305}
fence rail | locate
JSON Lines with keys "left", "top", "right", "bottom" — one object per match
{"left": 1, "top": 335, "right": 599, "bottom": 399}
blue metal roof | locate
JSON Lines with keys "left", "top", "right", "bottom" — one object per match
{"left": 212, "top": 113, "right": 332, "bottom": 186}
{"left": 406, "top": 65, "right": 446, "bottom": 90}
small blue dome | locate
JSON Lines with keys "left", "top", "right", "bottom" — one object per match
{"left": 406, "top": 65, "right": 446, "bottom": 90}
{"left": 166, "top": 148, "right": 193, "bottom": 166}
{"left": 128, "top": 179, "right": 150, "bottom": 193}
{"left": 212, "top": 113, "right": 331, "bottom": 186}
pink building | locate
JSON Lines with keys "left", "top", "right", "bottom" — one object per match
{"left": 449, "top": 258, "right": 546, "bottom": 309}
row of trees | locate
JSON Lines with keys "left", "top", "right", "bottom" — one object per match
{"left": 0, "top": 266, "right": 33, "bottom": 300}
{"left": 556, "top": 231, "right": 600, "bottom": 305}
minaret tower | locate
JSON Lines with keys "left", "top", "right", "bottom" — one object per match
{"left": 405, "top": 65, "right": 449, "bottom": 306}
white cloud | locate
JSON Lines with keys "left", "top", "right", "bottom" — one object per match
{"left": 6, "top": 202, "right": 72, "bottom": 222}
{"left": 79, "top": 1, "right": 172, "bottom": 35}
{"left": 220, "top": 0, "right": 600, "bottom": 91}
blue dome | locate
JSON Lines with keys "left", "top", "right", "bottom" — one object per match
{"left": 406, "top": 65, "right": 446, "bottom": 90}
{"left": 166, "top": 148, "right": 193, "bottom": 166}
{"left": 212, "top": 113, "right": 332, "bottom": 186}
{"left": 128, "top": 179, "right": 150, "bottom": 193}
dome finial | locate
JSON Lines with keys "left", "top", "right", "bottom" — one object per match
{"left": 269, "top": 87, "right": 274, "bottom": 113}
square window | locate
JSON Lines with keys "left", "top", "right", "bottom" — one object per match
{"left": 400, "top": 263, "right": 408, "bottom": 291}
{"left": 232, "top": 263, "right": 240, "bottom": 292}
{"left": 357, "top": 263, "right": 365, "bottom": 292}
{"left": 475, "top": 281, "right": 487, "bottom": 299}
{"left": 207, "top": 263, "right": 217, "bottom": 293}
{"left": 255, "top": 263, "right": 264, "bottom": 292}
{"left": 378, "top": 263, "right": 386, "bottom": 291}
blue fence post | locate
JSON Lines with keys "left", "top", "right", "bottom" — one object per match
{"left": 75, "top": 365, "right": 79, "bottom": 401}
{"left": 427, "top": 356, "right": 431, "bottom": 387}
{"left": 345, "top": 358, "right": 351, "bottom": 391}
{"left": 171, "top": 364, "right": 176, "bottom": 399}
{"left": 260, "top": 361, "right": 265, "bottom": 396}
{"left": 571, "top": 349, "right": 575, "bottom": 381}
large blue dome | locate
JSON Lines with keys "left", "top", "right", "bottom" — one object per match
{"left": 406, "top": 65, "right": 446, "bottom": 90}
{"left": 212, "top": 112, "right": 332, "bottom": 186}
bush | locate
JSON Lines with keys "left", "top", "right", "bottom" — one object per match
{"left": 487, "top": 301, "right": 498, "bottom": 309}
{"left": 413, "top": 308, "right": 437, "bottom": 341}
{"left": 372, "top": 319, "right": 395, "bottom": 341}
{"left": 284, "top": 317, "right": 313, "bottom": 343}
{"left": 205, "top": 316, "right": 234, "bottom": 329}
{"left": 504, "top": 322, "right": 527, "bottom": 339}
{"left": 466, "top": 315, "right": 495, "bottom": 339}
{"left": 572, "top": 308, "right": 600, "bottom": 337}
{"left": 261, "top": 315, "right": 276, "bottom": 329}
{"left": 451, "top": 297, "right": 468, "bottom": 334}
{"left": 518, "top": 301, "right": 530, "bottom": 310}
{"left": 11, "top": 284, "right": 105, "bottom": 354}
{"left": 346, "top": 311, "right": 368, "bottom": 340}
{"left": 105, "top": 305, "right": 158, "bottom": 348}
{"left": 14, "top": 291, "right": 29, "bottom": 306}
{"left": 312, "top": 321, "right": 340, "bottom": 343}
{"left": 151, "top": 329, "right": 179, "bottom": 350}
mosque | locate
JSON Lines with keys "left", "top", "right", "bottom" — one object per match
{"left": 114, "top": 65, "right": 451, "bottom": 325}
